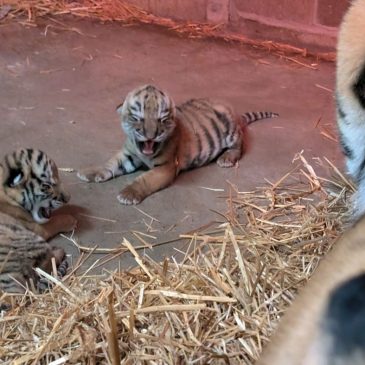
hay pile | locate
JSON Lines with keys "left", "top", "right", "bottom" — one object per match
{"left": 0, "top": 0, "right": 335, "bottom": 62}
{"left": 0, "top": 153, "right": 353, "bottom": 364}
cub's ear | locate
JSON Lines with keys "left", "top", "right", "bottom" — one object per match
{"left": 7, "top": 169, "right": 24, "bottom": 187}
{"left": 116, "top": 100, "right": 125, "bottom": 115}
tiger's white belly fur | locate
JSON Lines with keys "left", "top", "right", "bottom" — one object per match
{"left": 338, "top": 95, "right": 365, "bottom": 178}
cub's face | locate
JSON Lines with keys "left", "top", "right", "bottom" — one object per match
{"left": 0, "top": 149, "right": 70, "bottom": 224}
{"left": 117, "top": 84, "right": 176, "bottom": 157}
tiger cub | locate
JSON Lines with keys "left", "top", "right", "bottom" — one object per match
{"left": 336, "top": 0, "right": 365, "bottom": 217}
{"left": 0, "top": 149, "right": 76, "bottom": 293}
{"left": 257, "top": 215, "right": 365, "bottom": 365}
{"left": 78, "top": 84, "right": 278, "bottom": 204}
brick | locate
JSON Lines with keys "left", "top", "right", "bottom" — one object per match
{"left": 316, "top": 0, "right": 351, "bottom": 27}
{"left": 207, "top": 0, "right": 229, "bottom": 24}
{"left": 124, "top": 0, "right": 149, "bottom": 10}
{"left": 232, "top": 0, "right": 315, "bottom": 24}
{"left": 148, "top": 0, "right": 207, "bottom": 22}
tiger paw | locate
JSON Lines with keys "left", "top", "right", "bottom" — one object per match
{"left": 217, "top": 152, "right": 239, "bottom": 168}
{"left": 117, "top": 186, "right": 144, "bottom": 205}
{"left": 77, "top": 167, "right": 112, "bottom": 183}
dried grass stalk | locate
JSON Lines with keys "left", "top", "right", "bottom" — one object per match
{"left": 0, "top": 153, "right": 352, "bottom": 364}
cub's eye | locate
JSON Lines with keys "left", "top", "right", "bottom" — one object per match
{"left": 41, "top": 182, "right": 53, "bottom": 192}
{"left": 158, "top": 117, "right": 169, "bottom": 123}
{"left": 130, "top": 115, "right": 144, "bottom": 122}
{"left": 8, "top": 171, "right": 24, "bottom": 187}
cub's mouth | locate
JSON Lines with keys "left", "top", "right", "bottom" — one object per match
{"left": 31, "top": 206, "right": 52, "bottom": 224}
{"left": 138, "top": 140, "right": 159, "bottom": 156}
{"left": 38, "top": 207, "right": 51, "bottom": 220}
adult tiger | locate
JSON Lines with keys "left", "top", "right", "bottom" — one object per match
{"left": 257, "top": 215, "right": 365, "bottom": 365}
{"left": 78, "top": 84, "right": 278, "bottom": 204}
{"left": 336, "top": 0, "right": 365, "bottom": 217}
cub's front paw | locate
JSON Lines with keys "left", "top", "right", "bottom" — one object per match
{"left": 77, "top": 167, "right": 112, "bottom": 183}
{"left": 117, "top": 186, "right": 144, "bottom": 205}
{"left": 54, "top": 214, "right": 78, "bottom": 233}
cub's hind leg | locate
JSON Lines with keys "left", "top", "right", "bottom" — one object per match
{"left": 217, "top": 127, "right": 244, "bottom": 168}
{"left": 36, "top": 246, "right": 68, "bottom": 292}
{"left": 77, "top": 149, "right": 142, "bottom": 183}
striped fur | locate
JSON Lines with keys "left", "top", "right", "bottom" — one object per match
{"left": 0, "top": 149, "right": 76, "bottom": 294}
{"left": 336, "top": 0, "right": 365, "bottom": 218}
{"left": 78, "top": 85, "right": 278, "bottom": 204}
{"left": 242, "top": 111, "right": 279, "bottom": 125}
{"left": 257, "top": 215, "right": 365, "bottom": 365}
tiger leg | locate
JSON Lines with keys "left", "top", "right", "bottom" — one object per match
{"left": 26, "top": 215, "right": 77, "bottom": 241}
{"left": 37, "top": 246, "right": 68, "bottom": 292}
{"left": 117, "top": 163, "right": 176, "bottom": 204}
{"left": 77, "top": 149, "right": 142, "bottom": 183}
{"left": 217, "top": 129, "right": 244, "bottom": 168}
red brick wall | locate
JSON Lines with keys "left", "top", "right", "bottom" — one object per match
{"left": 126, "top": 0, "right": 351, "bottom": 50}
{"left": 317, "top": 0, "right": 350, "bottom": 27}
{"left": 231, "top": 0, "right": 350, "bottom": 28}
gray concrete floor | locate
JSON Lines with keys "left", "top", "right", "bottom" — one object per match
{"left": 0, "top": 18, "right": 342, "bottom": 272}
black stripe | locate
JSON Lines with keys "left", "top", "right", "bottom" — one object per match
{"left": 192, "top": 133, "right": 203, "bottom": 168}
{"left": 337, "top": 105, "right": 346, "bottom": 119}
{"left": 36, "top": 151, "right": 44, "bottom": 165}
{"left": 209, "top": 118, "right": 222, "bottom": 150}
{"left": 358, "top": 157, "right": 365, "bottom": 182}
{"left": 30, "top": 170, "right": 42, "bottom": 185}
{"left": 214, "top": 110, "right": 230, "bottom": 132}
{"left": 19, "top": 149, "right": 25, "bottom": 161}
{"left": 26, "top": 183, "right": 34, "bottom": 210}
{"left": 335, "top": 93, "right": 347, "bottom": 121}
{"left": 134, "top": 87, "right": 145, "bottom": 98}
{"left": 135, "top": 101, "right": 141, "bottom": 111}
{"left": 353, "top": 62, "right": 365, "bottom": 108}
{"left": 26, "top": 149, "right": 32, "bottom": 161}
{"left": 118, "top": 159, "right": 127, "bottom": 174}
{"left": 126, "top": 154, "right": 135, "bottom": 169}
{"left": 21, "top": 191, "right": 26, "bottom": 207}
{"left": 3, "top": 223, "right": 23, "bottom": 232}
{"left": 129, "top": 105, "right": 139, "bottom": 113}
{"left": 201, "top": 124, "right": 215, "bottom": 163}
{"left": 178, "top": 106, "right": 205, "bottom": 165}
{"left": 338, "top": 132, "right": 353, "bottom": 160}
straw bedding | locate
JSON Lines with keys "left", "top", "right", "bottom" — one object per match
{"left": 0, "top": 153, "right": 352, "bottom": 364}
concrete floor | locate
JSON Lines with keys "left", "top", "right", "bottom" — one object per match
{"left": 0, "top": 18, "right": 342, "bottom": 272}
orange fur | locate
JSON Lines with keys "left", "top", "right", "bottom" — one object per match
{"left": 257, "top": 215, "right": 365, "bottom": 365}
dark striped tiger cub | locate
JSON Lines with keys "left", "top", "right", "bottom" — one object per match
{"left": 0, "top": 149, "right": 76, "bottom": 293}
{"left": 78, "top": 84, "right": 278, "bottom": 204}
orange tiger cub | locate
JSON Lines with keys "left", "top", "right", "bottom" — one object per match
{"left": 78, "top": 84, "right": 278, "bottom": 204}
{"left": 0, "top": 149, "right": 76, "bottom": 293}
